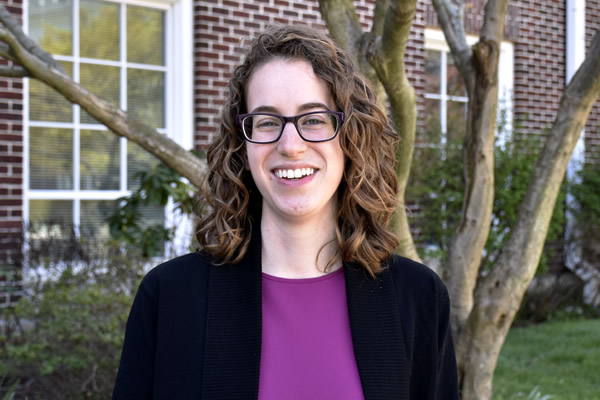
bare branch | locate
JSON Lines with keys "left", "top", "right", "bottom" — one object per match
{"left": 318, "top": 0, "right": 387, "bottom": 112}
{"left": 0, "top": 65, "right": 28, "bottom": 77}
{"left": 431, "top": 0, "right": 472, "bottom": 89}
{"left": 0, "top": 40, "right": 19, "bottom": 63}
{"left": 379, "top": 0, "right": 416, "bottom": 70}
{"left": 490, "top": 28, "right": 600, "bottom": 293}
{"left": 0, "top": 4, "right": 205, "bottom": 188}
{"left": 371, "top": 0, "right": 389, "bottom": 37}
{"left": 318, "top": 0, "right": 363, "bottom": 52}
{"left": 480, "top": 0, "right": 511, "bottom": 41}
{"left": 0, "top": 5, "right": 64, "bottom": 74}
{"left": 365, "top": 0, "right": 420, "bottom": 261}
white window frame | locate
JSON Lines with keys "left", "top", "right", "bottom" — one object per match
{"left": 424, "top": 29, "right": 514, "bottom": 146}
{"left": 22, "top": 0, "right": 193, "bottom": 249}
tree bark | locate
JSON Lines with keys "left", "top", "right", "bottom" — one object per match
{"left": 0, "top": 5, "right": 206, "bottom": 189}
{"left": 455, "top": 29, "right": 600, "bottom": 400}
{"left": 432, "top": 0, "right": 510, "bottom": 343}
{"left": 319, "top": 0, "right": 421, "bottom": 261}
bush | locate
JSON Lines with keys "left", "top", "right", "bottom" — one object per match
{"left": 406, "top": 130, "right": 566, "bottom": 274}
{"left": 0, "top": 230, "right": 152, "bottom": 399}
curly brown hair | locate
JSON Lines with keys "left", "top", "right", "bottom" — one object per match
{"left": 196, "top": 24, "right": 400, "bottom": 276}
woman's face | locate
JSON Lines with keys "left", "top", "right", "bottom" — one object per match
{"left": 244, "top": 58, "right": 345, "bottom": 224}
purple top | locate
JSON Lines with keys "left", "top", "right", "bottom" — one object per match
{"left": 258, "top": 268, "right": 364, "bottom": 400}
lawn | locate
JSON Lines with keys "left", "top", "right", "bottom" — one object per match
{"left": 493, "top": 318, "right": 600, "bottom": 400}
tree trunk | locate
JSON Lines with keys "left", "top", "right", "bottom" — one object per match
{"left": 320, "top": 0, "right": 421, "bottom": 261}
{"left": 432, "top": 0, "right": 511, "bottom": 344}
{"left": 455, "top": 29, "right": 600, "bottom": 400}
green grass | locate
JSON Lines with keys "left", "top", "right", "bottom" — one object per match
{"left": 493, "top": 318, "right": 600, "bottom": 400}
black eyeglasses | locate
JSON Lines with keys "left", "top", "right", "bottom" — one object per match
{"left": 236, "top": 111, "right": 345, "bottom": 144}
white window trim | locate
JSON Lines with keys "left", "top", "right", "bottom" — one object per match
{"left": 23, "top": 0, "right": 194, "bottom": 252}
{"left": 424, "top": 29, "right": 514, "bottom": 145}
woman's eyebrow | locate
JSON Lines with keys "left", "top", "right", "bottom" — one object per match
{"left": 250, "top": 102, "right": 331, "bottom": 114}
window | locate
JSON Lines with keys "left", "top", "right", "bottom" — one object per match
{"left": 25, "top": 0, "right": 192, "bottom": 244}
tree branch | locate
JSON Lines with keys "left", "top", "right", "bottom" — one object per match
{"left": 480, "top": 0, "right": 511, "bottom": 41}
{"left": 366, "top": 0, "right": 420, "bottom": 261}
{"left": 0, "top": 4, "right": 205, "bottom": 188}
{"left": 431, "top": 0, "right": 473, "bottom": 91}
{"left": 371, "top": 0, "right": 389, "bottom": 37}
{"left": 318, "top": 0, "right": 363, "bottom": 53}
{"left": 0, "top": 65, "right": 28, "bottom": 77}
{"left": 0, "top": 40, "right": 18, "bottom": 63}
{"left": 318, "top": 0, "right": 387, "bottom": 114}
{"left": 0, "top": 6, "right": 64, "bottom": 74}
{"left": 486, "top": 28, "right": 600, "bottom": 302}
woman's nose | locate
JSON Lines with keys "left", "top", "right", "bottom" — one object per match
{"left": 277, "top": 122, "right": 307, "bottom": 156}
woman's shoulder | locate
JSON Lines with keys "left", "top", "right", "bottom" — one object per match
{"left": 140, "top": 251, "right": 213, "bottom": 294}
{"left": 385, "top": 254, "right": 450, "bottom": 303}
{"left": 386, "top": 254, "right": 443, "bottom": 282}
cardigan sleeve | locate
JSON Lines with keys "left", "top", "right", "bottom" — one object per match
{"left": 434, "top": 277, "right": 460, "bottom": 399}
{"left": 389, "top": 255, "right": 460, "bottom": 399}
{"left": 112, "top": 271, "right": 159, "bottom": 399}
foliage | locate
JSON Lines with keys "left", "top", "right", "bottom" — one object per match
{"left": 568, "top": 162, "right": 600, "bottom": 264}
{"left": 406, "top": 127, "right": 566, "bottom": 273}
{"left": 493, "top": 319, "right": 600, "bottom": 400}
{"left": 107, "top": 158, "right": 198, "bottom": 258}
{"left": 0, "top": 230, "right": 150, "bottom": 400}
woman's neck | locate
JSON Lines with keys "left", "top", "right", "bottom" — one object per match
{"left": 259, "top": 208, "right": 341, "bottom": 279}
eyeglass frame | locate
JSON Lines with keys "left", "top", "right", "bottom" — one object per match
{"left": 236, "top": 110, "right": 345, "bottom": 144}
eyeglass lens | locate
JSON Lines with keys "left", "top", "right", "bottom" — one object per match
{"left": 242, "top": 112, "right": 339, "bottom": 143}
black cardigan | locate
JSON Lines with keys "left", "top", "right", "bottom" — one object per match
{"left": 113, "top": 234, "right": 459, "bottom": 399}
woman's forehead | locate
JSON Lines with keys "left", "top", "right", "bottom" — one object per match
{"left": 246, "top": 59, "right": 334, "bottom": 112}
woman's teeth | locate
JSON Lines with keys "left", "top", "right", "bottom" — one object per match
{"left": 274, "top": 168, "right": 315, "bottom": 179}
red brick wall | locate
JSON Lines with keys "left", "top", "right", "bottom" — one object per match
{"left": 194, "top": 0, "right": 426, "bottom": 149}
{"left": 585, "top": 0, "right": 600, "bottom": 163}
{"left": 0, "top": 0, "right": 24, "bottom": 304}
{"left": 513, "top": 1, "right": 566, "bottom": 137}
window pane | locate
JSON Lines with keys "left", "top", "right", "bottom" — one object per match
{"left": 421, "top": 98, "right": 442, "bottom": 144}
{"left": 80, "top": 130, "right": 120, "bottom": 190}
{"left": 29, "top": 61, "right": 73, "bottom": 122}
{"left": 127, "top": 6, "right": 165, "bottom": 65}
{"left": 447, "top": 101, "right": 468, "bottom": 143}
{"left": 29, "top": 199, "right": 73, "bottom": 238}
{"left": 127, "top": 140, "right": 159, "bottom": 190}
{"left": 127, "top": 68, "right": 165, "bottom": 128}
{"left": 80, "top": 200, "right": 115, "bottom": 238}
{"left": 425, "top": 49, "right": 441, "bottom": 95}
{"left": 447, "top": 55, "right": 466, "bottom": 97}
{"left": 29, "top": 127, "right": 73, "bottom": 190}
{"left": 80, "top": 63, "right": 120, "bottom": 124}
{"left": 80, "top": 0, "right": 120, "bottom": 61}
{"left": 29, "top": 0, "right": 73, "bottom": 56}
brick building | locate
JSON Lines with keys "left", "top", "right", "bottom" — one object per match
{"left": 1, "top": 0, "right": 599, "bottom": 303}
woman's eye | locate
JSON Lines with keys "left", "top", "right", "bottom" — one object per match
{"left": 255, "top": 118, "right": 281, "bottom": 129}
{"left": 303, "top": 118, "right": 326, "bottom": 126}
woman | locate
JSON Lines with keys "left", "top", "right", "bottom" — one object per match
{"left": 113, "top": 25, "right": 459, "bottom": 399}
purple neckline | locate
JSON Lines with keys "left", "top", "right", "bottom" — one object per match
{"left": 262, "top": 267, "right": 343, "bottom": 284}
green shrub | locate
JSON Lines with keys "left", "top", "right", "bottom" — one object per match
{"left": 0, "top": 232, "right": 150, "bottom": 399}
{"left": 406, "top": 130, "right": 565, "bottom": 274}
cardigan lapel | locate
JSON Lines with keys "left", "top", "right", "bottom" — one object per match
{"left": 201, "top": 231, "right": 263, "bottom": 399}
{"left": 345, "top": 262, "right": 410, "bottom": 400}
